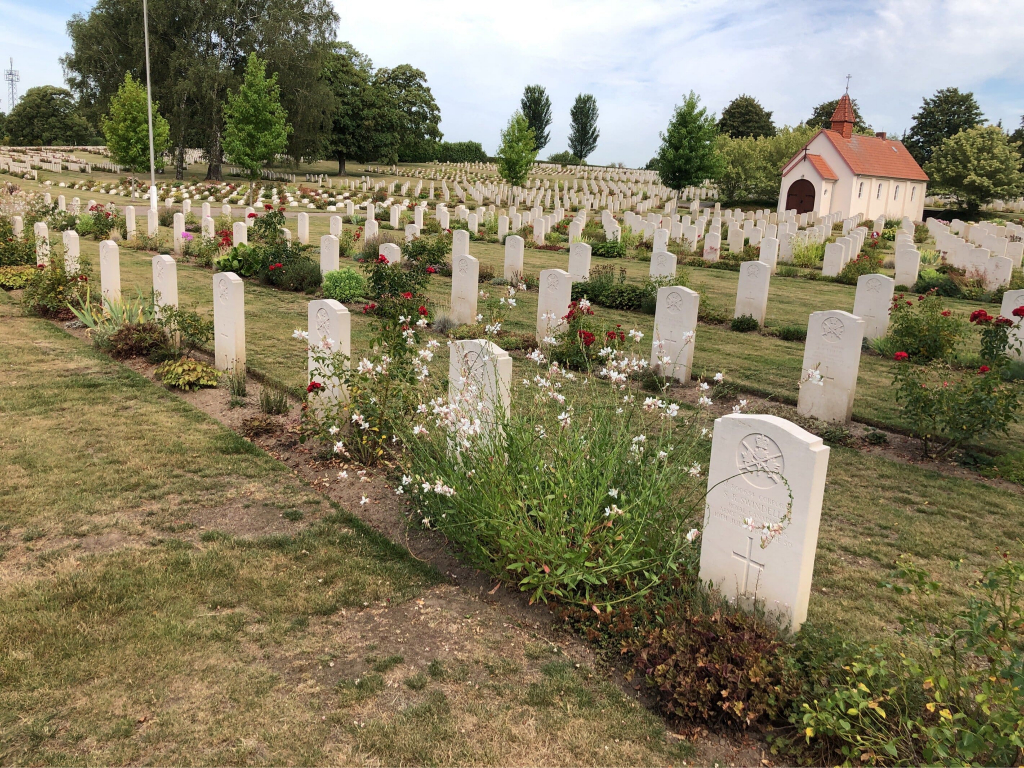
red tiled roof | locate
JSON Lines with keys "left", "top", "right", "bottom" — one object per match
{"left": 821, "top": 130, "right": 929, "bottom": 181}
{"left": 805, "top": 153, "right": 838, "bottom": 181}
{"left": 830, "top": 94, "right": 856, "bottom": 125}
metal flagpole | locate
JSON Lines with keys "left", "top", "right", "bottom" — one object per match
{"left": 143, "top": 0, "right": 158, "bottom": 211}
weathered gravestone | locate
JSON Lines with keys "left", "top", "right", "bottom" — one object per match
{"left": 450, "top": 253, "right": 480, "bottom": 325}
{"left": 797, "top": 310, "right": 865, "bottom": 422}
{"left": 232, "top": 221, "right": 247, "bottom": 247}
{"left": 650, "top": 286, "right": 699, "bottom": 383}
{"left": 63, "top": 230, "right": 80, "bottom": 274}
{"left": 33, "top": 222, "right": 49, "bottom": 265}
{"left": 568, "top": 242, "right": 592, "bottom": 282}
{"left": 649, "top": 250, "right": 677, "bottom": 278}
{"left": 213, "top": 272, "right": 246, "bottom": 372}
{"left": 699, "top": 413, "right": 830, "bottom": 631}
{"left": 734, "top": 261, "right": 770, "bottom": 325}
{"left": 448, "top": 339, "right": 512, "bottom": 441}
{"left": 504, "top": 235, "right": 525, "bottom": 280}
{"left": 152, "top": 254, "right": 178, "bottom": 316}
{"left": 308, "top": 299, "right": 351, "bottom": 406}
{"left": 537, "top": 269, "right": 571, "bottom": 340}
{"left": 852, "top": 273, "right": 894, "bottom": 341}
{"left": 320, "top": 235, "right": 339, "bottom": 274}
{"left": 99, "top": 240, "right": 121, "bottom": 303}
{"left": 894, "top": 247, "right": 920, "bottom": 288}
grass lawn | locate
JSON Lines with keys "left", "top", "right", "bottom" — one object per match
{"left": 0, "top": 293, "right": 685, "bottom": 766}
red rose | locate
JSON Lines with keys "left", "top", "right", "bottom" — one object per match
{"left": 995, "top": 317, "right": 1013, "bottom": 327}
{"left": 940, "top": 310, "right": 951, "bottom": 317}
{"left": 247, "top": 212, "right": 257, "bottom": 219}
{"left": 894, "top": 351, "right": 909, "bottom": 361}
{"left": 418, "top": 305, "right": 428, "bottom": 316}
{"left": 264, "top": 204, "right": 273, "bottom": 210}
{"left": 402, "top": 292, "right": 413, "bottom": 300}
{"left": 1013, "top": 306, "right": 1024, "bottom": 318}
{"left": 427, "top": 266, "right": 436, "bottom": 274}
{"left": 377, "top": 254, "right": 389, "bottom": 264}
{"left": 306, "top": 381, "right": 323, "bottom": 392}
{"left": 978, "top": 365, "right": 991, "bottom": 374}
{"left": 969, "top": 309, "right": 992, "bottom": 324}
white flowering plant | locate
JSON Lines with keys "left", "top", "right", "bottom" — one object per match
{"left": 397, "top": 340, "right": 716, "bottom": 610}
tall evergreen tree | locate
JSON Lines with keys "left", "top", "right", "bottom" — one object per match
{"left": 905, "top": 87, "right": 984, "bottom": 164}
{"left": 718, "top": 94, "right": 776, "bottom": 138}
{"left": 520, "top": 85, "right": 552, "bottom": 152}
{"left": 101, "top": 73, "right": 171, "bottom": 196}
{"left": 655, "top": 91, "right": 724, "bottom": 191}
{"left": 568, "top": 94, "right": 599, "bottom": 162}
{"left": 223, "top": 53, "right": 291, "bottom": 190}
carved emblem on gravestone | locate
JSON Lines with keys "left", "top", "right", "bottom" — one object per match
{"left": 155, "top": 261, "right": 164, "bottom": 281}
{"left": 666, "top": 291, "right": 684, "bottom": 313}
{"left": 461, "top": 349, "right": 481, "bottom": 374}
{"left": 820, "top": 316, "right": 845, "bottom": 343}
{"left": 656, "top": 253, "right": 668, "bottom": 268}
{"left": 748, "top": 263, "right": 760, "bottom": 277}
{"left": 458, "top": 257, "right": 468, "bottom": 275}
{"left": 737, "top": 433, "right": 785, "bottom": 489}
{"left": 316, "top": 308, "right": 331, "bottom": 338}
{"left": 546, "top": 273, "right": 560, "bottom": 291}
{"left": 217, "top": 277, "right": 229, "bottom": 304}
{"left": 865, "top": 277, "right": 882, "bottom": 293}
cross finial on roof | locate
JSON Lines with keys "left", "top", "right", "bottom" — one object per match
{"left": 845, "top": 74, "right": 852, "bottom": 93}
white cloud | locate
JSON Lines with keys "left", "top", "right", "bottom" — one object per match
{"left": 6, "top": 0, "right": 1024, "bottom": 165}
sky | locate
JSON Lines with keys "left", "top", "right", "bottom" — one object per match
{"left": 3, "top": 0, "right": 1024, "bottom": 167}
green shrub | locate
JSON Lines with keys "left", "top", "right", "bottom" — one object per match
{"left": 155, "top": 305, "right": 213, "bottom": 357}
{"left": 262, "top": 254, "right": 322, "bottom": 293}
{"left": 22, "top": 251, "right": 91, "bottom": 318}
{"left": 155, "top": 357, "right": 221, "bottom": 391}
{"left": 106, "top": 321, "right": 167, "bottom": 359}
{"left": 632, "top": 601, "right": 800, "bottom": 728}
{"left": 591, "top": 239, "right": 626, "bottom": 258}
{"left": 403, "top": 232, "right": 450, "bottom": 264}
{"left": 259, "top": 386, "right": 290, "bottom": 415}
{"left": 777, "top": 324, "right": 807, "bottom": 342}
{"left": 180, "top": 235, "right": 219, "bottom": 267}
{"left": 0, "top": 265, "right": 37, "bottom": 289}
{"left": 884, "top": 292, "right": 966, "bottom": 361}
{"left": 835, "top": 253, "right": 883, "bottom": 285}
{"left": 912, "top": 268, "right": 962, "bottom": 298}
{"left": 322, "top": 268, "right": 366, "bottom": 302}
{"left": 731, "top": 314, "right": 760, "bottom": 332}
{"left": 792, "top": 241, "right": 824, "bottom": 268}
{"left": 214, "top": 242, "right": 264, "bottom": 277}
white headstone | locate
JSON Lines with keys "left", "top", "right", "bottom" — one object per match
{"left": 537, "top": 269, "right": 571, "bottom": 340}
{"left": 649, "top": 250, "right": 677, "bottom": 278}
{"left": 232, "top": 221, "right": 248, "bottom": 247}
{"left": 798, "top": 310, "right": 865, "bottom": 423}
{"left": 453, "top": 229, "right": 470, "bottom": 259}
{"left": 451, "top": 253, "right": 480, "bottom": 325}
{"left": 822, "top": 243, "right": 845, "bottom": 277}
{"left": 894, "top": 248, "right": 920, "bottom": 288}
{"left": 320, "top": 234, "right": 340, "bottom": 274}
{"left": 308, "top": 299, "right": 350, "bottom": 405}
{"left": 297, "top": 212, "right": 309, "bottom": 245}
{"left": 213, "top": 272, "right": 246, "bottom": 372}
{"left": 449, "top": 339, "right": 513, "bottom": 441}
{"left": 1000, "top": 290, "right": 1024, "bottom": 362}
{"left": 498, "top": 215, "right": 509, "bottom": 241}
{"left": 379, "top": 242, "right": 402, "bottom": 264}
{"left": 703, "top": 232, "right": 721, "bottom": 262}
{"left": 62, "top": 230, "right": 80, "bottom": 274}
{"left": 125, "top": 206, "right": 136, "bottom": 240}
{"left": 852, "top": 274, "right": 894, "bottom": 341}
{"left": 33, "top": 222, "right": 50, "bottom": 266}
{"left": 202, "top": 216, "right": 215, "bottom": 239}
{"left": 568, "top": 242, "right": 592, "bottom": 282}
{"left": 734, "top": 261, "right": 770, "bottom": 325}
{"left": 173, "top": 212, "right": 185, "bottom": 255}
{"left": 699, "top": 413, "right": 830, "bottom": 631}
{"left": 504, "top": 235, "right": 525, "bottom": 281}
{"left": 759, "top": 237, "right": 779, "bottom": 274}
{"left": 650, "top": 286, "right": 698, "bottom": 383}
{"left": 99, "top": 240, "right": 121, "bottom": 303}
{"left": 152, "top": 254, "right": 178, "bottom": 315}
{"left": 390, "top": 205, "right": 401, "bottom": 229}
{"left": 330, "top": 215, "right": 342, "bottom": 237}
{"left": 147, "top": 208, "right": 159, "bottom": 237}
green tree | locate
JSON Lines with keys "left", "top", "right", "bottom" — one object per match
{"left": 1011, "top": 116, "right": 1024, "bottom": 153}
{"left": 101, "top": 73, "right": 170, "bottom": 195}
{"left": 496, "top": 111, "right": 537, "bottom": 187}
{"left": 904, "top": 87, "right": 984, "bottom": 165}
{"left": 6, "top": 86, "right": 93, "bottom": 146}
{"left": 376, "top": 65, "right": 442, "bottom": 164}
{"left": 223, "top": 54, "right": 291, "bottom": 191}
{"left": 520, "top": 85, "right": 552, "bottom": 152}
{"left": 568, "top": 94, "right": 599, "bottom": 161}
{"left": 62, "top": 0, "right": 337, "bottom": 179}
{"left": 655, "top": 91, "right": 724, "bottom": 191}
{"left": 322, "top": 42, "right": 376, "bottom": 174}
{"left": 716, "top": 125, "right": 816, "bottom": 202}
{"left": 718, "top": 94, "right": 775, "bottom": 138}
{"left": 0, "top": 111, "right": 7, "bottom": 143}
{"left": 807, "top": 97, "right": 871, "bottom": 133}
{"left": 924, "top": 125, "right": 1023, "bottom": 215}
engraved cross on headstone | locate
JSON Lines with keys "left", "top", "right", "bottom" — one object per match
{"left": 732, "top": 536, "right": 765, "bottom": 594}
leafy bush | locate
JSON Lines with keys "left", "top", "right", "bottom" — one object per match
{"left": 549, "top": 299, "right": 600, "bottom": 370}
{"left": 155, "top": 305, "right": 213, "bottom": 357}
{"left": 403, "top": 232, "right": 450, "bottom": 264}
{"left": 777, "top": 324, "right": 807, "bottom": 342}
{"left": 262, "top": 254, "right": 322, "bottom": 293}
{"left": 215, "top": 242, "right": 265, "bottom": 277}
{"left": 180, "top": 235, "right": 219, "bottom": 267}
{"left": 884, "top": 291, "right": 966, "bottom": 361}
{"left": 362, "top": 249, "right": 431, "bottom": 319}
{"left": 591, "top": 239, "right": 626, "bottom": 258}
{"left": 322, "top": 268, "right": 366, "bottom": 302}
{"left": 731, "top": 314, "right": 760, "bottom": 332}
{"left": 22, "top": 252, "right": 91, "bottom": 318}
{"left": 0, "top": 265, "right": 37, "bottom": 289}
{"left": 912, "top": 268, "right": 962, "bottom": 298}
{"left": 547, "top": 150, "right": 583, "bottom": 165}
{"left": 632, "top": 601, "right": 800, "bottom": 727}
{"left": 106, "top": 321, "right": 167, "bottom": 359}
{"left": 259, "top": 386, "right": 289, "bottom": 415}
{"left": 792, "top": 241, "right": 824, "bottom": 268}
{"left": 155, "top": 357, "right": 221, "bottom": 391}
{"left": 836, "top": 252, "right": 883, "bottom": 286}
{"left": 0, "top": 214, "right": 38, "bottom": 266}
